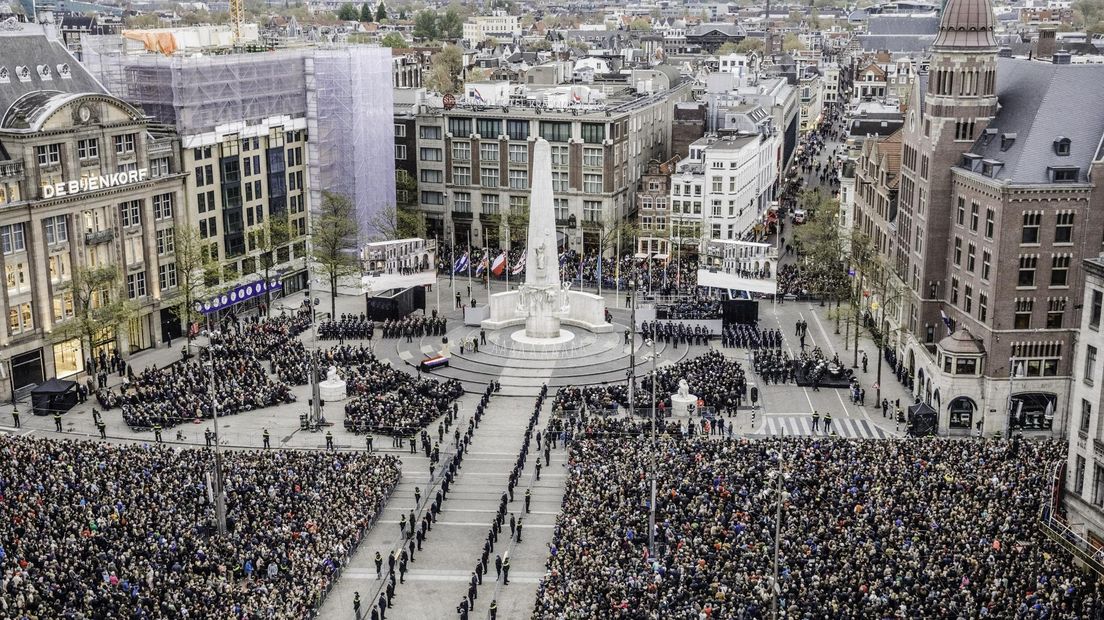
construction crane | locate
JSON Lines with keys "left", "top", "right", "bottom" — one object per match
{"left": 230, "top": 0, "right": 244, "bottom": 44}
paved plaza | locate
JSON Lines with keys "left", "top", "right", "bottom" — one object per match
{"left": 0, "top": 271, "right": 915, "bottom": 619}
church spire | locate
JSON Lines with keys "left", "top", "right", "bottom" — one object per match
{"left": 933, "top": 0, "right": 998, "bottom": 51}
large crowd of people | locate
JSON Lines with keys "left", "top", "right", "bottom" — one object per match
{"left": 640, "top": 349, "right": 748, "bottom": 416}
{"left": 110, "top": 315, "right": 309, "bottom": 430}
{"left": 534, "top": 437, "right": 1102, "bottom": 618}
{"left": 342, "top": 358, "right": 464, "bottom": 436}
{"left": 0, "top": 435, "right": 401, "bottom": 618}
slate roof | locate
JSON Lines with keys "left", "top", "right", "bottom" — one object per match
{"left": 933, "top": 0, "right": 997, "bottom": 50}
{"left": 856, "top": 34, "right": 936, "bottom": 52}
{"left": 867, "top": 15, "right": 941, "bottom": 35}
{"left": 965, "top": 57, "right": 1104, "bottom": 184}
{"left": 0, "top": 31, "right": 105, "bottom": 116}
{"left": 686, "top": 23, "right": 746, "bottom": 38}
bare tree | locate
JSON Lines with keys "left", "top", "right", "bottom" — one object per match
{"left": 311, "top": 191, "right": 360, "bottom": 319}
{"left": 168, "top": 225, "right": 220, "bottom": 346}
{"left": 52, "top": 265, "right": 136, "bottom": 363}
{"left": 254, "top": 215, "right": 294, "bottom": 316}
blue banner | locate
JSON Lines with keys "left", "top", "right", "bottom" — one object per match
{"left": 194, "top": 278, "right": 283, "bottom": 315}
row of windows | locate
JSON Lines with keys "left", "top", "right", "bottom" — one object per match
{"left": 1017, "top": 254, "right": 1071, "bottom": 288}
{"left": 443, "top": 118, "right": 607, "bottom": 144}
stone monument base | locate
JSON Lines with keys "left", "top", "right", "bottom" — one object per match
{"left": 670, "top": 392, "right": 699, "bottom": 416}
{"left": 481, "top": 290, "right": 613, "bottom": 334}
{"left": 319, "top": 379, "right": 348, "bottom": 402}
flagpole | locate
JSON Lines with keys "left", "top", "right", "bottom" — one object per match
{"left": 435, "top": 235, "right": 440, "bottom": 314}
{"left": 485, "top": 247, "right": 491, "bottom": 299}
{"left": 615, "top": 230, "right": 622, "bottom": 308}
{"left": 467, "top": 231, "right": 472, "bottom": 301}
{"left": 506, "top": 229, "right": 511, "bottom": 292}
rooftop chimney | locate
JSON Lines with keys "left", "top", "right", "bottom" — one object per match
{"left": 1035, "top": 27, "right": 1057, "bottom": 62}
{"left": 1053, "top": 50, "right": 1072, "bottom": 64}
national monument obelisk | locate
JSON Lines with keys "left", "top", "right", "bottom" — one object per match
{"left": 515, "top": 139, "right": 567, "bottom": 338}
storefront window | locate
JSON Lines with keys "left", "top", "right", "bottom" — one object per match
{"left": 53, "top": 339, "right": 84, "bottom": 377}
{"left": 1010, "top": 392, "right": 1057, "bottom": 431}
{"left": 949, "top": 397, "right": 975, "bottom": 429}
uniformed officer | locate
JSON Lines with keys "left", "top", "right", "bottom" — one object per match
{"left": 97, "top": 421, "right": 107, "bottom": 439}
{"left": 205, "top": 428, "right": 213, "bottom": 447}
{"left": 353, "top": 591, "right": 361, "bottom": 618}
{"left": 54, "top": 412, "right": 63, "bottom": 432}
{"left": 366, "top": 433, "right": 374, "bottom": 452}
{"left": 823, "top": 412, "right": 833, "bottom": 434}
{"left": 12, "top": 409, "right": 20, "bottom": 429}
{"left": 502, "top": 556, "right": 511, "bottom": 585}
{"left": 326, "top": 430, "right": 334, "bottom": 450}
{"left": 263, "top": 428, "right": 271, "bottom": 449}
{"left": 374, "top": 552, "right": 383, "bottom": 579}
{"left": 153, "top": 423, "right": 162, "bottom": 442}
{"left": 811, "top": 410, "right": 820, "bottom": 432}
{"left": 524, "top": 488, "right": 531, "bottom": 513}
{"left": 489, "top": 599, "right": 498, "bottom": 619}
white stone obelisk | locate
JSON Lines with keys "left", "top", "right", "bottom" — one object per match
{"left": 516, "top": 138, "right": 568, "bottom": 338}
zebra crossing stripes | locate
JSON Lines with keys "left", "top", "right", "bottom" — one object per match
{"left": 756, "top": 415, "right": 889, "bottom": 439}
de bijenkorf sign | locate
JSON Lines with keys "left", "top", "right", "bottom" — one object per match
{"left": 195, "top": 278, "right": 283, "bottom": 315}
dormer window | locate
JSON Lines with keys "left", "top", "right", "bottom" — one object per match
{"left": 1050, "top": 166, "right": 1080, "bottom": 182}
{"left": 15, "top": 66, "right": 30, "bottom": 82}
{"left": 0, "top": 67, "right": 8, "bottom": 83}
{"left": 56, "top": 63, "right": 71, "bottom": 78}
{"left": 1000, "top": 133, "right": 1017, "bottom": 151}
{"left": 37, "top": 65, "right": 51, "bottom": 80}
{"left": 1054, "top": 136, "right": 1071, "bottom": 156}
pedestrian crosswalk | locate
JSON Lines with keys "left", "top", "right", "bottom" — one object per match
{"left": 753, "top": 415, "right": 890, "bottom": 439}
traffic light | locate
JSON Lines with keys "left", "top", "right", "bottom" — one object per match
{"left": 750, "top": 387, "right": 759, "bottom": 404}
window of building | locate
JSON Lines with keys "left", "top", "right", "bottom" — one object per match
{"left": 420, "top": 191, "right": 444, "bottom": 205}
{"left": 419, "top": 147, "right": 442, "bottom": 162}
{"left": 920, "top": 155, "right": 929, "bottom": 180}
{"left": 970, "top": 202, "right": 979, "bottom": 232}
{"left": 956, "top": 197, "right": 965, "bottom": 225}
{"left": 150, "top": 157, "right": 170, "bottom": 178}
{"left": 480, "top": 142, "right": 499, "bottom": 162}
{"left": 421, "top": 169, "right": 443, "bottom": 184}
{"left": 955, "top": 357, "right": 978, "bottom": 375}
{"left": 508, "top": 144, "right": 528, "bottom": 164}
{"left": 1014, "top": 298, "right": 1033, "bottom": 329}
{"left": 1, "top": 223, "right": 24, "bottom": 255}
{"left": 964, "top": 284, "right": 973, "bottom": 313}
{"left": 953, "top": 237, "right": 962, "bottom": 266}
{"left": 1094, "top": 465, "right": 1104, "bottom": 507}
{"left": 36, "top": 143, "right": 61, "bottom": 165}
{"left": 552, "top": 172, "right": 569, "bottom": 192}
{"left": 1021, "top": 212, "right": 1041, "bottom": 244}
{"left": 583, "top": 147, "right": 603, "bottom": 168}
{"left": 1053, "top": 167, "right": 1079, "bottom": 182}
{"left": 506, "top": 120, "right": 529, "bottom": 141}
{"left": 1091, "top": 290, "right": 1103, "bottom": 330}
{"left": 453, "top": 192, "right": 471, "bottom": 212}
{"left": 156, "top": 228, "right": 174, "bottom": 255}
{"left": 119, "top": 200, "right": 142, "bottom": 228}
{"left": 195, "top": 164, "right": 214, "bottom": 186}
{"left": 395, "top": 144, "right": 407, "bottom": 160}
{"left": 394, "top": 123, "right": 406, "bottom": 138}
{"left": 77, "top": 138, "right": 98, "bottom": 160}
{"left": 199, "top": 216, "right": 217, "bottom": 239}
{"left": 554, "top": 198, "right": 568, "bottom": 221}
{"left": 481, "top": 194, "right": 500, "bottom": 215}
{"left": 1051, "top": 254, "right": 1071, "bottom": 286}
{"left": 581, "top": 123, "right": 605, "bottom": 144}
{"left": 447, "top": 117, "right": 472, "bottom": 136}
{"left": 1055, "top": 212, "right": 1074, "bottom": 244}
{"left": 126, "top": 271, "right": 147, "bottom": 299}
{"left": 153, "top": 193, "right": 174, "bottom": 220}
{"left": 1081, "top": 400, "right": 1092, "bottom": 436}
{"left": 1018, "top": 255, "right": 1037, "bottom": 287}
{"left": 982, "top": 250, "right": 991, "bottom": 281}
{"left": 1087, "top": 345, "right": 1098, "bottom": 386}
{"left": 113, "top": 133, "right": 135, "bottom": 154}
{"left": 583, "top": 174, "right": 603, "bottom": 193}
{"left": 539, "top": 121, "right": 571, "bottom": 142}
{"left": 951, "top": 276, "right": 959, "bottom": 304}
{"left": 420, "top": 126, "right": 442, "bottom": 140}
{"left": 453, "top": 166, "right": 471, "bottom": 186}
{"left": 476, "top": 119, "right": 500, "bottom": 138}
{"left": 159, "top": 262, "right": 178, "bottom": 290}
{"left": 583, "top": 200, "right": 602, "bottom": 222}
{"left": 1076, "top": 455, "right": 1086, "bottom": 496}
{"left": 7, "top": 302, "right": 33, "bottom": 335}
{"left": 1047, "top": 297, "right": 1066, "bottom": 328}
{"left": 52, "top": 291, "right": 74, "bottom": 322}
{"left": 966, "top": 244, "right": 976, "bottom": 272}
{"left": 551, "top": 145, "right": 569, "bottom": 166}
{"left": 481, "top": 168, "right": 499, "bottom": 188}
{"left": 508, "top": 170, "right": 528, "bottom": 190}
{"left": 979, "top": 292, "right": 988, "bottom": 322}
{"left": 44, "top": 216, "right": 67, "bottom": 245}
{"left": 452, "top": 142, "right": 471, "bottom": 161}
{"left": 985, "top": 208, "right": 994, "bottom": 238}
{"left": 47, "top": 253, "right": 69, "bottom": 283}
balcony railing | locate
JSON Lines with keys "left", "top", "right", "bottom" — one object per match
{"left": 0, "top": 159, "right": 24, "bottom": 179}
{"left": 85, "top": 229, "right": 115, "bottom": 245}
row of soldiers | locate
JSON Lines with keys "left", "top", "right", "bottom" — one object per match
{"left": 752, "top": 349, "right": 796, "bottom": 385}
{"left": 380, "top": 316, "right": 447, "bottom": 339}
{"left": 638, "top": 321, "right": 713, "bottom": 347}
{"left": 317, "top": 315, "right": 375, "bottom": 341}
{"left": 722, "top": 324, "right": 784, "bottom": 350}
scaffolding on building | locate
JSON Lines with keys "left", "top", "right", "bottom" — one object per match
{"left": 80, "top": 36, "right": 395, "bottom": 242}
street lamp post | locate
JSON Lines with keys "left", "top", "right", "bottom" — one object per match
{"left": 1005, "top": 358, "right": 1025, "bottom": 439}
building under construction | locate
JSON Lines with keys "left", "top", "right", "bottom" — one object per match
{"left": 82, "top": 36, "right": 395, "bottom": 246}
